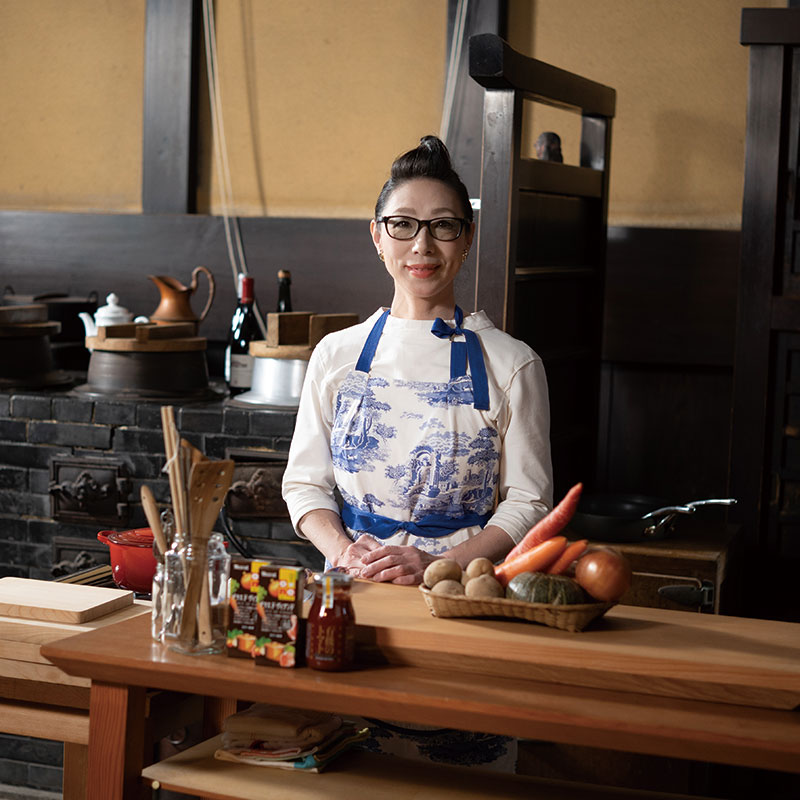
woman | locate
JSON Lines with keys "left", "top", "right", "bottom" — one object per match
{"left": 282, "top": 135, "right": 553, "bottom": 585}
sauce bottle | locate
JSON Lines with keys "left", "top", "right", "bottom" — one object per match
{"left": 277, "top": 269, "right": 292, "bottom": 312}
{"left": 306, "top": 572, "right": 355, "bottom": 670}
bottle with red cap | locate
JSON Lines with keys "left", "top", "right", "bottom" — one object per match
{"left": 224, "top": 275, "right": 258, "bottom": 396}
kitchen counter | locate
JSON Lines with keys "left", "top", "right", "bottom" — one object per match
{"left": 41, "top": 581, "right": 800, "bottom": 799}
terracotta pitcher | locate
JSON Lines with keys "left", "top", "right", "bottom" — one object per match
{"left": 148, "top": 266, "right": 216, "bottom": 329}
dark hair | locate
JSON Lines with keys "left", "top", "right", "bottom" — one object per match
{"left": 374, "top": 135, "right": 473, "bottom": 222}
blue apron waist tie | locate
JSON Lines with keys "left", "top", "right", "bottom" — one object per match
{"left": 341, "top": 502, "right": 491, "bottom": 540}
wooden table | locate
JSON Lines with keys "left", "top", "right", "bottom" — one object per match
{"left": 0, "top": 601, "right": 149, "bottom": 799}
{"left": 41, "top": 582, "right": 800, "bottom": 800}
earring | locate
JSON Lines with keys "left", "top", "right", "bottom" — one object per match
{"left": 461, "top": 250, "right": 469, "bottom": 263}
{"left": 379, "top": 249, "right": 385, "bottom": 262}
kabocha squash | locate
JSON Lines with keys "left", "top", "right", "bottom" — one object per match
{"left": 505, "top": 572, "right": 586, "bottom": 605}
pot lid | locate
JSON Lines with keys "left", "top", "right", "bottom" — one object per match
{"left": 95, "top": 293, "right": 134, "bottom": 325}
{"left": 2, "top": 286, "right": 98, "bottom": 305}
{"left": 105, "top": 528, "right": 154, "bottom": 547}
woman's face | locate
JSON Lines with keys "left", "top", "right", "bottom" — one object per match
{"left": 370, "top": 178, "right": 474, "bottom": 313}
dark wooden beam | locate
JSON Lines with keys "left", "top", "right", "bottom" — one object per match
{"left": 444, "top": 0, "right": 507, "bottom": 197}
{"left": 741, "top": 7, "right": 800, "bottom": 44}
{"left": 469, "top": 33, "right": 616, "bottom": 117}
{"left": 141, "top": 0, "right": 199, "bottom": 213}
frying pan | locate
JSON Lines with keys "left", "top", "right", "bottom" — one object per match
{"left": 569, "top": 494, "right": 737, "bottom": 543}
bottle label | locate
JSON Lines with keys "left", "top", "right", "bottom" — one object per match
{"left": 226, "top": 354, "right": 254, "bottom": 388}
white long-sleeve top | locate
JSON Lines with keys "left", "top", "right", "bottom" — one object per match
{"left": 282, "top": 308, "right": 553, "bottom": 552}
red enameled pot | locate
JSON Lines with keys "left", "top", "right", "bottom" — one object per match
{"left": 97, "top": 528, "right": 157, "bottom": 593}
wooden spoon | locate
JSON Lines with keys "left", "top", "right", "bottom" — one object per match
{"left": 140, "top": 485, "right": 169, "bottom": 557}
{"left": 179, "top": 459, "right": 235, "bottom": 645}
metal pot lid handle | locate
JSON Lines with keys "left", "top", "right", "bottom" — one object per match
{"left": 642, "top": 504, "right": 696, "bottom": 520}
{"left": 642, "top": 497, "right": 737, "bottom": 520}
{"left": 685, "top": 497, "right": 737, "bottom": 510}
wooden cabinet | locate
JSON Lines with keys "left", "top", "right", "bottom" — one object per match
{"left": 604, "top": 522, "right": 742, "bottom": 615}
{"left": 729, "top": 9, "right": 800, "bottom": 621}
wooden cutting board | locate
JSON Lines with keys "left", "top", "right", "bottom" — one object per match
{"left": 0, "top": 578, "right": 134, "bottom": 623}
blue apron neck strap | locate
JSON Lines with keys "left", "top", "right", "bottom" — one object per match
{"left": 355, "top": 308, "right": 390, "bottom": 373}
{"left": 431, "top": 306, "right": 490, "bottom": 410}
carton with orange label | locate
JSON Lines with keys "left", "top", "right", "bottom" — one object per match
{"left": 225, "top": 558, "right": 268, "bottom": 659}
{"left": 253, "top": 564, "right": 305, "bottom": 668}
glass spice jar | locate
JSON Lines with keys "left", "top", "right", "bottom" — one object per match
{"left": 305, "top": 572, "right": 356, "bottom": 671}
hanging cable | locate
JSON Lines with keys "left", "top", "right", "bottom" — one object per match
{"left": 440, "top": 0, "right": 469, "bottom": 145}
{"left": 201, "top": 0, "right": 267, "bottom": 337}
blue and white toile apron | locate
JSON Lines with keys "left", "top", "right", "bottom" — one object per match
{"left": 331, "top": 306, "right": 515, "bottom": 771}
{"left": 330, "top": 306, "right": 498, "bottom": 550}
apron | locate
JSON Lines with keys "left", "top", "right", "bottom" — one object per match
{"left": 330, "top": 307, "right": 499, "bottom": 551}
{"left": 333, "top": 312, "right": 516, "bottom": 771}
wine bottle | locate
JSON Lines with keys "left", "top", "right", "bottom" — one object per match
{"left": 224, "top": 275, "right": 258, "bottom": 396}
{"left": 277, "top": 269, "right": 293, "bottom": 312}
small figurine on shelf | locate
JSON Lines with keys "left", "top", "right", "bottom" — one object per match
{"left": 534, "top": 131, "right": 563, "bottom": 163}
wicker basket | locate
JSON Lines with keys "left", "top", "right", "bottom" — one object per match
{"left": 419, "top": 586, "right": 614, "bottom": 633}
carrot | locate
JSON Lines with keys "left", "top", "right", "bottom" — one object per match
{"left": 256, "top": 602, "right": 267, "bottom": 622}
{"left": 504, "top": 483, "right": 583, "bottom": 563}
{"left": 494, "top": 536, "right": 568, "bottom": 587}
{"left": 546, "top": 539, "right": 588, "bottom": 575}
{"left": 229, "top": 596, "right": 239, "bottom": 613}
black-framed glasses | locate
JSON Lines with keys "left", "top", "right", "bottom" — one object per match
{"left": 378, "top": 215, "right": 468, "bottom": 241}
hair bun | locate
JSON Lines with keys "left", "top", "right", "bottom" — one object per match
{"left": 390, "top": 135, "right": 454, "bottom": 181}
{"left": 376, "top": 135, "right": 473, "bottom": 222}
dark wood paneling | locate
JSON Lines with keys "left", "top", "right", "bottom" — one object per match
{"left": 0, "top": 212, "right": 387, "bottom": 341}
{"left": 603, "top": 227, "right": 740, "bottom": 367}
{"left": 598, "top": 363, "right": 734, "bottom": 500}
{"left": 0, "top": 207, "right": 741, "bottom": 506}
{"left": 142, "top": 0, "right": 199, "bottom": 213}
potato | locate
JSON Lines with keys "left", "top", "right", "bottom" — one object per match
{"left": 431, "top": 579, "right": 466, "bottom": 596}
{"left": 465, "top": 573, "right": 504, "bottom": 598}
{"left": 465, "top": 557, "right": 495, "bottom": 580}
{"left": 423, "top": 559, "right": 462, "bottom": 588}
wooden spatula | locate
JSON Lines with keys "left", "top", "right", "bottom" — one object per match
{"left": 179, "top": 459, "right": 234, "bottom": 645}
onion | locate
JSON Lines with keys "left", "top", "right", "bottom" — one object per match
{"left": 574, "top": 547, "right": 632, "bottom": 602}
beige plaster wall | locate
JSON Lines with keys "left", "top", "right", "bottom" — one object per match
{"left": 0, "top": 0, "right": 145, "bottom": 212}
{"left": 0, "top": 0, "right": 786, "bottom": 228}
{"left": 198, "top": 0, "right": 447, "bottom": 218}
{"left": 510, "top": 0, "right": 784, "bottom": 229}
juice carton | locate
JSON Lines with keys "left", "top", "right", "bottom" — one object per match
{"left": 253, "top": 563, "right": 305, "bottom": 668}
{"left": 225, "top": 558, "right": 269, "bottom": 658}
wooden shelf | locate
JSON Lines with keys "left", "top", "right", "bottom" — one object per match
{"left": 141, "top": 734, "right": 709, "bottom": 800}
{"left": 518, "top": 159, "right": 604, "bottom": 198}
